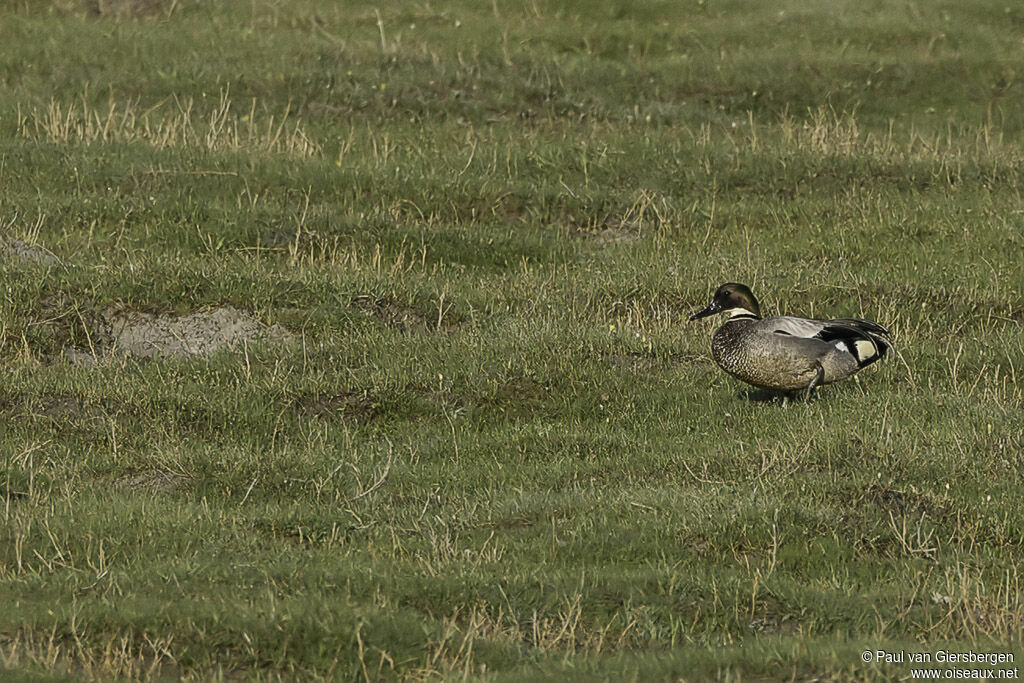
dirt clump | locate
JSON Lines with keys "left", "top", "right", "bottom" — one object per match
{"left": 295, "top": 390, "right": 378, "bottom": 420}
{"left": 88, "top": 0, "right": 171, "bottom": 16}
{"left": 352, "top": 295, "right": 458, "bottom": 331}
{"left": 1, "top": 236, "right": 60, "bottom": 266}
{"left": 65, "top": 305, "right": 292, "bottom": 365}
{"left": 115, "top": 470, "right": 188, "bottom": 492}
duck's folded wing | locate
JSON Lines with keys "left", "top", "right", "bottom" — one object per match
{"left": 766, "top": 316, "right": 892, "bottom": 367}
{"left": 764, "top": 316, "right": 828, "bottom": 339}
{"left": 826, "top": 317, "right": 890, "bottom": 337}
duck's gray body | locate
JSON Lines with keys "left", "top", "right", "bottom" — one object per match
{"left": 712, "top": 315, "right": 880, "bottom": 391}
{"left": 691, "top": 284, "right": 892, "bottom": 397}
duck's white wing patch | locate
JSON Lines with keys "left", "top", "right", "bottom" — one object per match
{"left": 854, "top": 338, "right": 878, "bottom": 359}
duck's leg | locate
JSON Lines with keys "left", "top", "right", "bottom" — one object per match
{"left": 803, "top": 364, "right": 824, "bottom": 400}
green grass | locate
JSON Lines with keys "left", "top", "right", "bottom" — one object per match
{"left": 2, "top": 0, "right": 1024, "bottom": 679}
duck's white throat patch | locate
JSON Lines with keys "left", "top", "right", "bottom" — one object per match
{"left": 724, "top": 307, "right": 758, "bottom": 319}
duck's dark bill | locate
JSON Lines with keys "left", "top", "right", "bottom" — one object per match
{"left": 689, "top": 301, "right": 718, "bottom": 321}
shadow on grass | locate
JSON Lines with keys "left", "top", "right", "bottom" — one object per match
{"left": 740, "top": 388, "right": 788, "bottom": 404}
{"left": 738, "top": 388, "right": 841, "bottom": 405}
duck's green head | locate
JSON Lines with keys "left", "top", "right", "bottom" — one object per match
{"left": 689, "top": 283, "right": 761, "bottom": 321}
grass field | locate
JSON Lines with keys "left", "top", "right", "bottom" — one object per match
{"left": 2, "top": 0, "right": 1024, "bottom": 679}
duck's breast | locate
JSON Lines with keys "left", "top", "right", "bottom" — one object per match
{"left": 712, "top": 322, "right": 822, "bottom": 391}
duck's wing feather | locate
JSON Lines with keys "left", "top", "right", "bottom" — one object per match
{"left": 764, "top": 316, "right": 892, "bottom": 367}
{"left": 764, "top": 316, "right": 828, "bottom": 339}
{"left": 825, "top": 317, "right": 890, "bottom": 336}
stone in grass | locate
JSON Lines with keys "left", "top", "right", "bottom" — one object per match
{"left": 66, "top": 305, "right": 292, "bottom": 365}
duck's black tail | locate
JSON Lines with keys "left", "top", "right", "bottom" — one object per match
{"left": 821, "top": 318, "right": 893, "bottom": 368}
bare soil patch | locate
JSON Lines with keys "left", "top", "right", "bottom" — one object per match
{"left": 572, "top": 217, "right": 645, "bottom": 243}
{"left": 66, "top": 305, "right": 292, "bottom": 365}
{"left": 351, "top": 295, "right": 458, "bottom": 331}
{"left": 1, "top": 236, "right": 60, "bottom": 266}
{"left": 863, "top": 482, "right": 946, "bottom": 518}
{"left": 295, "top": 390, "right": 378, "bottom": 420}
{"left": 604, "top": 351, "right": 704, "bottom": 372}
{"left": 88, "top": 0, "right": 171, "bottom": 16}
{"left": 114, "top": 470, "right": 189, "bottom": 492}
{"left": 0, "top": 392, "right": 104, "bottom": 422}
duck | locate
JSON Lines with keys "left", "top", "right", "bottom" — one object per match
{"left": 689, "top": 283, "right": 892, "bottom": 398}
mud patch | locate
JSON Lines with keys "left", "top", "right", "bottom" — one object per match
{"left": 295, "top": 390, "right": 378, "bottom": 420}
{"left": 67, "top": 305, "right": 292, "bottom": 364}
{"left": 88, "top": 0, "right": 172, "bottom": 16}
{"left": 573, "top": 217, "right": 645, "bottom": 244}
{"left": 862, "top": 483, "right": 945, "bottom": 517}
{"left": 748, "top": 615, "right": 800, "bottom": 636}
{"left": 3, "top": 487, "right": 28, "bottom": 500}
{"left": 747, "top": 596, "right": 802, "bottom": 636}
{"left": 115, "top": 470, "right": 188, "bottom": 492}
{"left": 573, "top": 189, "right": 673, "bottom": 243}
{"left": 1, "top": 236, "right": 60, "bottom": 266}
{"left": 478, "top": 377, "right": 553, "bottom": 418}
{"left": 604, "top": 351, "right": 704, "bottom": 372}
{"left": 0, "top": 392, "right": 106, "bottom": 423}
{"left": 483, "top": 515, "right": 536, "bottom": 532}
{"left": 351, "top": 295, "right": 457, "bottom": 331}
{"left": 493, "top": 377, "right": 550, "bottom": 403}
{"left": 33, "top": 395, "right": 104, "bottom": 422}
